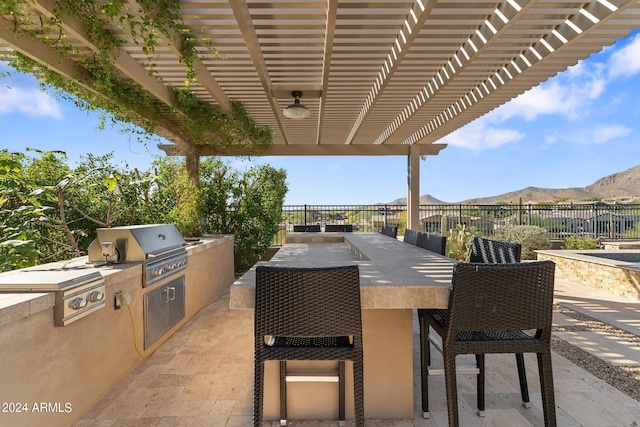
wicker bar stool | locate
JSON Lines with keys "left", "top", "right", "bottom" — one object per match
{"left": 325, "top": 224, "right": 353, "bottom": 232}
{"left": 420, "top": 261, "right": 557, "bottom": 426}
{"left": 419, "top": 237, "right": 533, "bottom": 418}
{"left": 253, "top": 265, "right": 364, "bottom": 427}
{"left": 380, "top": 225, "right": 398, "bottom": 238}
{"left": 416, "top": 232, "right": 447, "bottom": 255}
{"left": 403, "top": 229, "right": 420, "bottom": 245}
{"left": 293, "top": 224, "right": 321, "bottom": 232}
{"left": 469, "top": 236, "right": 522, "bottom": 264}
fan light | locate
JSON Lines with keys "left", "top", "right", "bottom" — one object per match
{"left": 283, "top": 91, "right": 310, "bottom": 119}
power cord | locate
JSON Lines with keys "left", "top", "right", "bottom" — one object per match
{"left": 126, "top": 303, "right": 148, "bottom": 361}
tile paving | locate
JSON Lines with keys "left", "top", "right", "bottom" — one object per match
{"left": 75, "top": 277, "right": 640, "bottom": 426}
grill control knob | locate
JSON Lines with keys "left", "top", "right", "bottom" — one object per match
{"left": 70, "top": 298, "right": 88, "bottom": 310}
{"left": 89, "top": 291, "right": 105, "bottom": 302}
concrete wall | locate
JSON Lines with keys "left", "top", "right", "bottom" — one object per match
{"left": 0, "top": 235, "right": 234, "bottom": 427}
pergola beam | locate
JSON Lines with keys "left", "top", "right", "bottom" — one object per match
{"left": 33, "top": 0, "right": 175, "bottom": 107}
{"left": 316, "top": 0, "right": 338, "bottom": 145}
{"left": 158, "top": 143, "right": 447, "bottom": 157}
{"left": 229, "top": 0, "right": 291, "bottom": 144}
{"left": 0, "top": 22, "right": 194, "bottom": 153}
{"left": 123, "top": 0, "right": 232, "bottom": 112}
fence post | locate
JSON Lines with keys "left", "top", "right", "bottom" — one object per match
{"left": 384, "top": 204, "right": 388, "bottom": 227}
{"left": 304, "top": 204, "right": 308, "bottom": 225}
{"left": 517, "top": 201, "right": 521, "bottom": 225}
{"left": 593, "top": 203, "right": 598, "bottom": 240}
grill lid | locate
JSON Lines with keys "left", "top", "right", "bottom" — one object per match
{"left": 89, "top": 224, "right": 186, "bottom": 263}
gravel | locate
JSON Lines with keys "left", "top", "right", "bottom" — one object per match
{"left": 552, "top": 304, "right": 640, "bottom": 402}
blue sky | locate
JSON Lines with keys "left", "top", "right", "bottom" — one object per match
{"left": 2, "top": 30, "right": 640, "bottom": 205}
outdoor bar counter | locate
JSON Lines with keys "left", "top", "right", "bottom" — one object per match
{"left": 230, "top": 232, "right": 455, "bottom": 420}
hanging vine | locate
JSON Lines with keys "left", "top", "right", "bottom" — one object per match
{"left": 0, "top": 0, "right": 272, "bottom": 150}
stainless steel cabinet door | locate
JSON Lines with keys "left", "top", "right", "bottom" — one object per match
{"left": 144, "top": 276, "right": 185, "bottom": 349}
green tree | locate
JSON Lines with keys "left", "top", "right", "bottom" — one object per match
{"left": 0, "top": 149, "right": 79, "bottom": 264}
{"left": 199, "top": 158, "right": 287, "bottom": 273}
{"left": 1, "top": 151, "right": 287, "bottom": 275}
{"left": 0, "top": 151, "right": 41, "bottom": 270}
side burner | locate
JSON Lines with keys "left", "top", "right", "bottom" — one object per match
{"left": 0, "top": 269, "right": 105, "bottom": 326}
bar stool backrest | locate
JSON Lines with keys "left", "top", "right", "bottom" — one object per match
{"left": 469, "top": 237, "right": 521, "bottom": 263}
{"left": 416, "top": 232, "right": 447, "bottom": 255}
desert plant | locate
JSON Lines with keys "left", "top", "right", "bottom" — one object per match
{"left": 563, "top": 235, "right": 598, "bottom": 250}
{"left": 445, "top": 224, "right": 481, "bottom": 260}
{"left": 493, "top": 225, "right": 551, "bottom": 259}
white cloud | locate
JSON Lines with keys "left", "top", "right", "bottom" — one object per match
{"left": 496, "top": 83, "right": 573, "bottom": 121}
{"left": 607, "top": 33, "right": 640, "bottom": 79}
{"left": 492, "top": 65, "right": 606, "bottom": 123}
{"left": 552, "top": 124, "right": 631, "bottom": 146}
{"left": 434, "top": 33, "right": 640, "bottom": 153}
{"left": 592, "top": 124, "right": 632, "bottom": 143}
{"left": 441, "top": 119, "right": 524, "bottom": 150}
{"left": 0, "top": 86, "right": 62, "bottom": 118}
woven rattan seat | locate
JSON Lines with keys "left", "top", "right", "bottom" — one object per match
{"left": 380, "top": 225, "right": 398, "bottom": 238}
{"left": 403, "top": 229, "right": 419, "bottom": 245}
{"left": 419, "top": 261, "right": 557, "bottom": 427}
{"left": 268, "top": 336, "right": 352, "bottom": 347}
{"left": 254, "top": 265, "right": 364, "bottom": 427}
{"left": 416, "top": 232, "right": 447, "bottom": 254}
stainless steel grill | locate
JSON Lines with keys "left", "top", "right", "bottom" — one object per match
{"left": 88, "top": 224, "right": 189, "bottom": 349}
{"left": 88, "top": 224, "right": 188, "bottom": 287}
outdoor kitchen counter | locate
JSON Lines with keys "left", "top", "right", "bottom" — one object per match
{"left": 0, "top": 255, "right": 140, "bottom": 327}
{"left": 0, "top": 234, "right": 235, "bottom": 427}
{"left": 230, "top": 232, "right": 455, "bottom": 421}
{"left": 0, "top": 234, "right": 231, "bottom": 323}
{"left": 230, "top": 231, "right": 454, "bottom": 309}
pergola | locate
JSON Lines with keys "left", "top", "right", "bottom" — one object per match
{"left": 1, "top": 0, "right": 639, "bottom": 229}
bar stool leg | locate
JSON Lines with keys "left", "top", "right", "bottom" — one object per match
{"left": 279, "top": 361, "right": 287, "bottom": 426}
{"left": 476, "top": 354, "right": 485, "bottom": 416}
{"left": 339, "top": 361, "right": 346, "bottom": 427}
{"left": 516, "top": 353, "right": 531, "bottom": 408}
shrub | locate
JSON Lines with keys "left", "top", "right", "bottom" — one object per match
{"left": 493, "top": 225, "right": 551, "bottom": 260}
{"left": 563, "top": 235, "right": 598, "bottom": 250}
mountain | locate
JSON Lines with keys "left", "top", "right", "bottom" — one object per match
{"left": 385, "top": 164, "right": 640, "bottom": 205}
{"left": 461, "top": 186, "right": 594, "bottom": 205}
{"left": 585, "top": 164, "right": 640, "bottom": 197}
{"left": 385, "top": 195, "right": 448, "bottom": 205}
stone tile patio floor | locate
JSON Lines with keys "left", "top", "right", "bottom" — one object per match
{"left": 75, "top": 277, "right": 640, "bottom": 426}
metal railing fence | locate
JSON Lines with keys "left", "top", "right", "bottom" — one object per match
{"left": 274, "top": 203, "right": 640, "bottom": 246}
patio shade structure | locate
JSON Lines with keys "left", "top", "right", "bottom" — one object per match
{"left": 1, "top": 0, "right": 639, "bottom": 229}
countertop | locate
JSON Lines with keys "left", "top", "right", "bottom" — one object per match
{"left": 230, "top": 232, "right": 454, "bottom": 309}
